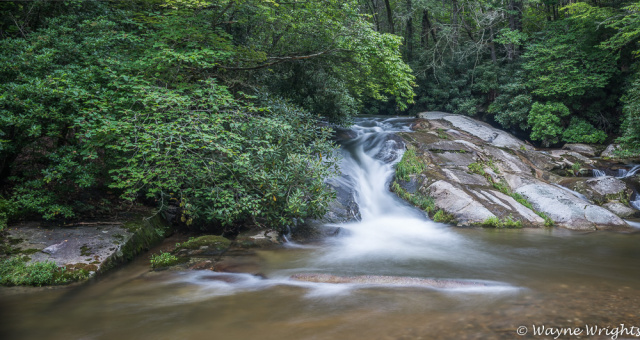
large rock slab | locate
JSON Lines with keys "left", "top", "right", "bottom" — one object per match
{"left": 515, "top": 183, "right": 628, "bottom": 230}
{"left": 426, "top": 180, "right": 495, "bottom": 226}
{"left": 3, "top": 213, "right": 169, "bottom": 277}
{"left": 562, "top": 143, "right": 597, "bottom": 157}
{"left": 397, "top": 111, "right": 631, "bottom": 230}
{"left": 418, "top": 112, "right": 528, "bottom": 149}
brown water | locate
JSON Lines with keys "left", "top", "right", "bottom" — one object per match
{"left": 2, "top": 117, "right": 639, "bottom": 340}
{"left": 1, "top": 229, "right": 640, "bottom": 340}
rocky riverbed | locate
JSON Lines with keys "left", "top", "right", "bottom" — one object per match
{"left": 392, "top": 112, "right": 639, "bottom": 231}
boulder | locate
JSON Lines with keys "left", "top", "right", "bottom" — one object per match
{"left": 290, "top": 175, "right": 360, "bottom": 242}
{"left": 3, "top": 212, "right": 169, "bottom": 279}
{"left": 514, "top": 183, "right": 628, "bottom": 230}
{"left": 603, "top": 202, "right": 639, "bottom": 218}
{"left": 571, "top": 176, "right": 631, "bottom": 205}
{"left": 601, "top": 144, "right": 621, "bottom": 158}
{"left": 373, "top": 133, "right": 405, "bottom": 162}
{"left": 426, "top": 180, "right": 495, "bottom": 226}
{"left": 562, "top": 143, "right": 597, "bottom": 157}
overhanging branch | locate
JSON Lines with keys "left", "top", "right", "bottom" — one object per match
{"left": 218, "top": 49, "right": 345, "bottom": 71}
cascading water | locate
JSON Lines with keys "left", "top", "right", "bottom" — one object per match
{"left": 592, "top": 169, "right": 606, "bottom": 177}
{"left": 154, "top": 117, "right": 516, "bottom": 298}
{"left": 619, "top": 164, "right": 640, "bottom": 178}
{"left": 7, "top": 117, "right": 640, "bottom": 340}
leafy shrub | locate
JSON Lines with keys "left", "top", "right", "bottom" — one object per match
{"left": 481, "top": 215, "right": 522, "bottom": 228}
{"left": 150, "top": 252, "right": 183, "bottom": 269}
{"left": 528, "top": 102, "right": 570, "bottom": 147}
{"left": 433, "top": 209, "right": 455, "bottom": 224}
{"left": 395, "top": 147, "right": 425, "bottom": 181}
{"left": 467, "top": 162, "right": 485, "bottom": 175}
{"left": 481, "top": 216, "right": 502, "bottom": 228}
{"left": 562, "top": 118, "right": 607, "bottom": 144}
{"left": 391, "top": 181, "right": 435, "bottom": 213}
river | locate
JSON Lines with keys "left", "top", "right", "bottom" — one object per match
{"left": 1, "top": 117, "right": 640, "bottom": 340}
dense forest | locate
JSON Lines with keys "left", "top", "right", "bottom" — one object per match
{"left": 0, "top": 0, "right": 639, "bottom": 231}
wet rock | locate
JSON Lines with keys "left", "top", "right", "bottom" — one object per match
{"left": 290, "top": 174, "right": 360, "bottom": 242}
{"left": 176, "top": 235, "right": 232, "bottom": 255}
{"left": 213, "top": 256, "right": 263, "bottom": 276}
{"left": 374, "top": 134, "right": 405, "bottom": 162}
{"left": 410, "top": 119, "right": 430, "bottom": 130}
{"left": 290, "top": 273, "right": 494, "bottom": 288}
{"left": 333, "top": 128, "right": 357, "bottom": 141}
{"left": 432, "top": 151, "right": 478, "bottom": 167}
{"left": 514, "top": 183, "right": 628, "bottom": 230}
{"left": 426, "top": 180, "right": 495, "bottom": 225}
{"left": 425, "top": 140, "right": 480, "bottom": 153}
{"left": 571, "top": 176, "right": 631, "bottom": 205}
{"left": 562, "top": 143, "right": 597, "bottom": 157}
{"left": 604, "top": 202, "right": 639, "bottom": 218}
{"left": 3, "top": 211, "right": 170, "bottom": 280}
{"left": 441, "top": 169, "right": 489, "bottom": 186}
{"left": 394, "top": 111, "right": 631, "bottom": 231}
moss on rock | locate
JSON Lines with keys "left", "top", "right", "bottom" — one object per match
{"left": 176, "top": 235, "right": 231, "bottom": 251}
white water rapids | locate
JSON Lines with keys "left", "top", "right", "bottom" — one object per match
{"left": 168, "top": 117, "right": 517, "bottom": 296}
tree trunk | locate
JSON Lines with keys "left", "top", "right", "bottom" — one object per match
{"left": 384, "top": 0, "right": 394, "bottom": 34}
{"left": 489, "top": 26, "right": 497, "bottom": 63}
{"left": 507, "top": 0, "right": 523, "bottom": 61}
{"left": 452, "top": 0, "right": 459, "bottom": 47}
{"left": 406, "top": 0, "right": 413, "bottom": 60}
{"left": 368, "top": 0, "right": 381, "bottom": 32}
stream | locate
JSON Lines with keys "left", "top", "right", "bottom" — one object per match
{"left": 2, "top": 117, "right": 640, "bottom": 340}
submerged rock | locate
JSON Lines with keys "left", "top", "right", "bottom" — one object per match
{"left": 290, "top": 273, "right": 492, "bottom": 288}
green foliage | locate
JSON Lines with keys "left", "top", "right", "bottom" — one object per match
{"left": 0, "top": 257, "right": 86, "bottom": 286}
{"left": 617, "top": 76, "right": 640, "bottom": 156}
{"left": 528, "top": 102, "right": 570, "bottom": 147}
{"left": 150, "top": 252, "right": 182, "bottom": 269}
{"left": 562, "top": 118, "right": 607, "bottom": 144}
{"left": 432, "top": 209, "right": 456, "bottom": 224}
{"left": 487, "top": 65, "right": 533, "bottom": 131}
{"left": 481, "top": 215, "right": 522, "bottom": 228}
{"left": 503, "top": 215, "right": 523, "bottom": 228}
{"left": 537, "top": 211, "right": 555, "bottom": 227}
{"left": 467, "top": 162, "right": 485, "bottom": 176}
{"left": 395, "top": 147, "right": 425, "bottom": 181}
{"left": 570, "top": 162, "right": 582, "bottom": 176}
{"left": 175, "top": 235, "right": 231, "bottom": 251}
{"left": 391, "top": 181, "right": 435, "bottom": 214}
{"left": 492, "top": 180, "right": 511, "bottom": 195}
{"left": 510, "top": 192, "right": 533, "bottom": 210}
{"left": 522, "top": 17, "right": 619, "bottom": 98}
{"left": 481, "top": 216, "right": 502, "bottom": 228}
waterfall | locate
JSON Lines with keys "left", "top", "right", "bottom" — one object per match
{"left": 618, "top": 165, "right": 640, "bottom": 179}
{"left": 592, "top": 169, "right": 606, "bottom": 177}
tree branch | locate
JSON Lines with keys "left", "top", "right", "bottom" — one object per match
{"left": 218, "top": 49, "right": 344, "bottom": 70}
